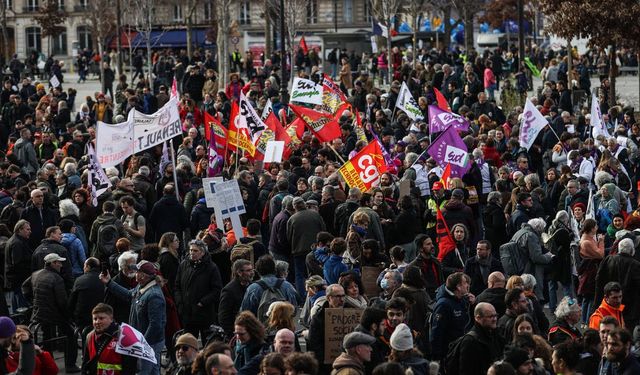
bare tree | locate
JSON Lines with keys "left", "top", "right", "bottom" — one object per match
{"left": 371, "top": 0, "right": 401, "bottom": 82}
{"left": 216, "top": 0, "right": 234, "bottom": 90}
{"left": 130, "top": 0, "right": 155, "bottom": 90}
{"left": 405, "top": 0, "right": 426, "bottom": 67}
{"left": 184, "top": 0, "right": 204, "bottom": 58}
{"left": 0, "top": 0, "right": 11, "bottom": 64}
{"left": 35, "top": 0, "right": 66, "bottom": 56}
{"left": 87, "top": 0, "right": 117, "bottom": 93}
{"left": 283, "top": 0, "right": 309, "bottom": 89}
{"left": 451, "top": 0, "right": 483, "bottom": 53}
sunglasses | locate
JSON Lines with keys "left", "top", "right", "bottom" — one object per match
{"left": 176, "top": 345, "right": 191, "bottom": 351}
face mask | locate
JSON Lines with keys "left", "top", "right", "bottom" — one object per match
{"left": 380, "top": 279, "right": 389, "bottom": 290}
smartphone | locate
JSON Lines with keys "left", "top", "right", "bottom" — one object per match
{"left": 101, "top": 262, "right": 109, "bottom": 275}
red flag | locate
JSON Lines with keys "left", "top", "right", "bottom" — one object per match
{"left": 299, "top": 36, "right": 309, "bottom": 54}
{"left": 433, "top": 87, "right": 451, "bottom": 111}
{"left": 285, "top": 118, "right": 306, "bottom": 159}
{"left": 440, "top": 163, "right": 451, "bottom": 189}
{"left": 228, "top": 101, "right": 256, "bottom": 155}
{"left": 289, "top": 103, "right": 341, "bottom": 143}
{"left": 253, "top": 111, "right": 292, "bottom": 161}
{"left": 338, "top": 141, "right": 388, "bottom": 192}
{"left": 436, "top": 209, "right": 456, "bottom": 261}
{"left": 203, "top": 111, "right": 225, "bottom": 144}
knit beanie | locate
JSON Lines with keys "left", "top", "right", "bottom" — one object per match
{"left": 390, "top": 323, "right": 413, "bottom": 351}
{"left": 0, "top": 316, "right": 16, "bottom": 338}
{"left": 504, "top": 347, "right": 530, "bottom": 368}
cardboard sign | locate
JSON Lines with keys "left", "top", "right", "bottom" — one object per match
{"left": 361, "top": 266, "right": 383, "bottom": 297}
{"left": 49, "top": 75, "right": 60, "bottom": 88}
{"left": 324, "top": 308, "right": 364, "bottom": 364}
{"left": 398, "top": 179, "right": 411, "bottom": 199}
{"left": 264, "top": 141, "right": 285, "bottom": 163}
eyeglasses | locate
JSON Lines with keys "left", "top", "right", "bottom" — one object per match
{"left": 329, "top": 294, "right": 346, "bottom": 298}
{"left": 176, "top": 345, "right": 191, "bottom": 351}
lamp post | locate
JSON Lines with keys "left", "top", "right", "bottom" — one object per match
{"left": 279, "top": 0, "right": 288, "bottom": 103}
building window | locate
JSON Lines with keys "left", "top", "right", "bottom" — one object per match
{"left": 343, "top": 0, "right": 353, "bottom": 23}
{"left": 52, "top": 29, "right": 66, "bottom": 55}
{"left": 364, "top": 0, "right": 372, "bottom": 23}
{"left": 239, "top": 1, "right": 250, "bottom": 25}
{"left": 25, "top": 0, "right": 37, "bottom": 12}
{"left": 4, "top": 0, "right": 12, "bottom": 10}
{"left": 173, "top": 4, "right": 182, "bottom": 22}
{"left": 57, "top": 0, "right": 63, "bottom": 11}
{"left": 73, "top": 0, "right": 86, "bottom": 11}
{"left": 77, "top": 25, "right": 92, "bottom": 50}
{"left": 203, "top": 0, "right": 212, "bottom": 21}
{"left": 25, "top": 26, "right": 41, "bottom": 52}
{"left": 306, "top": 0, "right": 317, "bottom": 24}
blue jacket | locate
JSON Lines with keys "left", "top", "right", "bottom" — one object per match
{"left": 61, "top": 232, "right": 86, "bottom": 277}
{"left": 323, "top": 255, "right": 349, "bottom": 285}
{"left": 429, "top": 284, "right": 471, "bottom": 360}
{"left": 107, "top": 279, "right": 166, "bottom": 345}
{"left": 240, "top": 275, "right": 298, "bottom": 315}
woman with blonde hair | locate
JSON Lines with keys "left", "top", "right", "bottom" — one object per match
{"left": 506, "top": 275, "right": 524, "bottom": 290}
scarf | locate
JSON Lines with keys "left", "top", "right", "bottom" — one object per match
{"left": 570, "top": 156, "right": 583, "bottom": 173}
{"left": 351, "top": 224, "right": 367, "bottom": 237}
{"left": 345, "top": 295, "right": 368, "bottom": 309}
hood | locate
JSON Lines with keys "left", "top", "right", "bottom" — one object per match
{"left": 61, "top": 232, "right": 78, "bottom": 243}
{"left": 332, "top": 353, "right": 364, "bottom": 372}
{"left": 444, "top": 199, "right": 466, "bottom": 211}
{"left": 435, "top": 284, "right": 454, "bottom": 300}
{"left": 13, "top": 138, "right": 27, "bottom": 149}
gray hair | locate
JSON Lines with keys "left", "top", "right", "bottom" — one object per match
{"left": 487, "top": 191, "right": 502, "bottom": 205}
{"left": 384, "top": 269, "right": 403, "bottom": 286}
{"left": 594, "top": 171, "right": 614, "bottom": 189}
{"left": 282, "top": 195, "right": 294, "bottom": 211}
{"left": 105, "top": 167, "right": 120, "bottom": 178}
{"left": 472, "top": 148, "right": 483, "bottom": 160}
{"left": 117, "top": 251, "right": 138, "bottom": 271}
{"left": 13, "top": 219, "right": 30, "bottom": 234}
{"left": 59, "top": 198, "right": 80, "bottom": 218}
{"left": 63, "top": 163, "right": 77, "bottom": 175}
{"left": 348, "top": 187, "right": 362, "bottom": 200}
{"left": 520, "top": 274, "right": 536, "bottom": 290}
{"left": 618, "top": 238, "right": 635, "bottom": 256}
{"left": 275, "top": 260, "right": 289, "bottom": 277}
{"left": 554, "top": 296, "right": 581, "bottom": 319}
{"left": 405, "top": 152, "right": 419, "bottom": 165}
{"left": 553, "top": 210, "right": 570, "bottom": 227}
{"left": 138, "top": 166, "right": 151, "bottom": 177}
{"left": 524, "top": 173, "right": 540, "bottom": 188}
{"left": 528, "top": 218, "right": 546, "bottom": 234}
{"left": 322, "top": 185, "right": 334, "bottom": 197}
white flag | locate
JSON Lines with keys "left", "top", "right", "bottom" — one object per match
{"left": 518, "top": 98, "right": 548, "bottom": 151}
{"left": 590, "top": 94, "right": 611, "bottom": 139}
{"left": 290, "top": 77, "right": 324, "bottom": 105}
{"left": 115, "top": 323, "right": 157, "bottom": 364}
{"left": 87, "top": 144, "right": 112, "bottom": 206}
{"left": 395, "top": 82, "right": 423, "bottom": 121}
{"left": 261, "top": 98, "right": 273, "bottom": 122}
{"left": 237, "top": 91, "right": 267, "bottom": 145}
{"left": 585, "top": 188, "right": 595, "bottom": 220}
{"left": 159, "top": 141, "right": 171, "bottom": 173}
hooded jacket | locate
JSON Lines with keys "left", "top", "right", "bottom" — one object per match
{"left": 429, "top": 284, "right": 470, "bottom": 360}
{"left": 331, "top": 352, "right": 365, "bottom": 375}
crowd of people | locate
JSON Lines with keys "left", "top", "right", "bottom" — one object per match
{"left": 0, "top": 39, "right": 638, "bottom": 375}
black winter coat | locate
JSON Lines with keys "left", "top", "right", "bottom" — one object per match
{"left": 4, "top": 234, "right": 32, "bottom": 289}
{"left": 20, "top": 204, "right": 58, "bottom": 249}
{"left": 68, "top": 269, "right": 105, "bottom": 327}
{"left": 22, "top": 266, "right": 67, "bottom": 324}
{"left": 595, "top": 253, "right": 640, "bottom": 328}
{"left": 483, "top": 202, "right": 508, "bottom": 255}
{"left": 190, "top": 200, "right": 214, "bottom": 235}
{"left": 174, "top": 253, "right": 223, "bottom": 325}
{"left": 476, "top": 287, "right": 507, "bottom": 317}
{"left": 458, "top": 324, "right": 506, "bottom": 375}
{"left": 149, "top": 195, "right": 188, "bottom": 242}
{"left": 442, "top": 200, "right": 476, "bottom": 241}
{"left": 31, "top": 238, "right": 74, "bottom": 290}
{"left": 218, "top": 278, "right": 249, "bottom": 334}
{"left": 463, "top": 256, "right": 504, "bottom": 296}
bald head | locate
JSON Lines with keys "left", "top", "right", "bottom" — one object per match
{"left": 487, "top": 272, "right": 505, "bottom": 288}
{"left": 474, "top": 302, "right": 493, "bottom": 317}
{"left": 274, "top": 329, "right": 295, "bottom": 356}
{"left": 474, "top": 302, "right": 497, "bottom": 329}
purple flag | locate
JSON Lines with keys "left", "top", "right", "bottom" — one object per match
{"left": 428, "top": 105, "right": 470, "bottom": 133}
{"left": 208, "top": 127, "right": 223, "bottom": 177}
{"left": 426, "top": 126, "right": 470, "bottom": 177}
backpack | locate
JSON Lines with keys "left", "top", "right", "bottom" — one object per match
{"left": 95, "top": 221, "right": 119, "bottom": 260}
{"left": 121, "top": 212, "right": 142, "bottom": 230}
{"left": 499, "top": 229, "right": 529, "bottom": 276}
{"left": 230, "top": 239, "right": 258, "bottom": 264}
{"left": 444, "top": 331, "right": 478, "bottom": 375}
{"left": 256, "top": 279, "right": 286, "bottom": 324}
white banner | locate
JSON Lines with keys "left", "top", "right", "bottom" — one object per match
{"left": 395, "top": 82, "right": 423, "bottom": 121}
{"left": 132, "top": 97, "right": 182, "bottom": 153}
{"left": 95, "top": 114, "right": 135, "bottom": 168}
{"left": 519, "top": 98, "right": 548, "bottom": 151}
{"left": 86, "top": 144, "right": 112, "bottom": 206}
{"left": 590, "top": 94, "right": 610, "bottom": 139}
{"left": 115, "top": 323, "right": 157, "bottom": 364}
{"left": 237, "top": 91, "right": 267, "bottom": 144}
{"left": 261, "top": 98, "right": 273, "bottom": 122}
{"left": 290, "top": 77, "right": 324, "bottom": 105}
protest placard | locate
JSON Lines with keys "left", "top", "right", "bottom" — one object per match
{"left": 361, "top": 266, "right": 383, "bottom": 297}
{"left": 324, "top": 308, "right": 364, "bottom": 364}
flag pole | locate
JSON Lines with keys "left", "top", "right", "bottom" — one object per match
{"left": 328, "top": 144, "right": 346, "bottom": 164}
{"left": 169, "top": 138, "right": 180, "bottom": 201}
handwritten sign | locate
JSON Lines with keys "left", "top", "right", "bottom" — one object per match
{"left": 324, "top": 308, "right": 364, "bottom": 364}
{"left": 361, "top": 266, "right": 384, "bottom": 297}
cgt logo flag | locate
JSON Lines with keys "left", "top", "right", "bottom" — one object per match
{"left": 338, "top": 141, "right": 388, "bottom": 192}
{"left": 396, "top": 82, "right": 423, "bottom": 121}
{"left": 426, "top": 125, "right": 470, "bottom": 178}
{"left": 116, "top": 323, "right": 157, "bottom": 364}
{"left": 519, "top": 98, "right": 548, "bottom": 151}
{"left": 428, "top": 105, "right": 470, "bottom": 133}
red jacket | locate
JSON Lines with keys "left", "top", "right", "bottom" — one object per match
{"left": 589, "top": 300, "right": 625, "bottom": 329}
{"left": 6, "top": 350, "right": 58, "bottom": 375}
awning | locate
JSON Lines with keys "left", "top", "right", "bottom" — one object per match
{"left": 108, "top": 31, "right": 138, "bottom": 50}
{"left": 131, "top": 29, "right": 214, "bottom": 48}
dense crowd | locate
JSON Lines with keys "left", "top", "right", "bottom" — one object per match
{"left": 0, "top": 41, "right": 638, "bottom": 375}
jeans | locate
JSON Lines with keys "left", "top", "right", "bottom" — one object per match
{"left": 293, "top": 255, "right": 307, "bottom": 299}
{"left": 139, "top": 340, "right": 164, "bottom": 375}
{"left": 10, "top": 287, "right": 30, "bottom": 313}
{"left": 548, "top": 280, "right": 574, "bottom": 312}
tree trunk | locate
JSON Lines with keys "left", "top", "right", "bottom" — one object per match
{"left": 463, "top": 7, "right": 473, "bottom": 53}
{"left": 116, "top": 0, "right": 122, "bottom": 75}
{"left": 412, "top": 13, "right": 417, "bottom": 68}
{"left": 609, "top": 43, "right": 616, "bottom": 108}
{"left": 264, "top": 0, "right": 271, "bottom": 59}
{"left": 186, "top": 13, "right": 193, "bottom": 58}
{"left": 567, "top": 40, "right": 572, "bottom": 92}
{"left": 442, "top": 7, "right": 451, "bottom": 51}
{"left": 217, "top": 9, "right": 229, "bottom": 90}
{"left": 98, "top": 41, "right": 105, "bottom": 93}
{"left": 1, "top": 8, "right": 9, "bottom": 64}
{"left": 517, "top": 0, "right": 524, "bottom": 64}
{"left": 387, "top": 16, "right": 392, "bottom": 84}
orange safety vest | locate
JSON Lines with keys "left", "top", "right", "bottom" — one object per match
{"left": 87, "top": 330, "right": 124, "bottom": 375}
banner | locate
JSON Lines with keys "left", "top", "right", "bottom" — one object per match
{"left": 238, "top": 91, "right": 267, "bottom": 144}
{"left": 524, "top": 57, "right": 541, "bottom": 78}
{"left": 228, "top": 101, "right": 256, "bottom": 156}
{"left": 428, "top": 105, "right": 470, "bottom": 133}
{"left": 208, "top": 127, "right": 223, "bottom": 177}
{"left": 440, "top": 163, "right": 451, "bottom": 189}
{"left": 204, "top": 111, "right": 227, "bottom": 149}
{"left": 291, "top": 77, "right": 324, "bottom": 106}
{"left": 590, "top": 94, "right": 610, "bottom": 139}
{"left": 299, "top": 36, "right": 309, "bottom": 54}
{"left": 289, "top": 103, "right": 341, "bottom": 143}
{"left": 86, "top": 144, "right": 111, "bottom": 206}
{"left": 338, "top": 141, "right": 388, "bottom": 192}
{"left": 324, "top": 308, "right": 364, "bottom": 364}
{"left": 254, "top": 109, "right": 291, "bottom": 161}
{"left": 95, "top": 115, "right": 135, "bottom": 168}
{"left": 426, "top": 126, "right": 470, "bottom": 177}
{"left": 159, "top": 141, "right": 171, "bottom": 173}
{"left": 116, "top": 323, "right": 157, "bottom": 364}
{"left": 132, "top": 97, "right": 182, "bottom": 153}
{"left": 322, "top": 74, "right": 347, "bottom": 113}
{"left": 519, "top": 98, "right": 548, "bottom": 151}
{"left": 395, "top": 82, "right": 423, "bottom": 120}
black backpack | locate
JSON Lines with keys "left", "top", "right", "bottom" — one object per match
{"left": 95, "top": 221, "right": 119, "bottom": 260}
{"left": 444, "top": 331, "right": 478, "bottom": 375}
{"left": 255, "top": 279, "right": 286, "bottom": 324}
